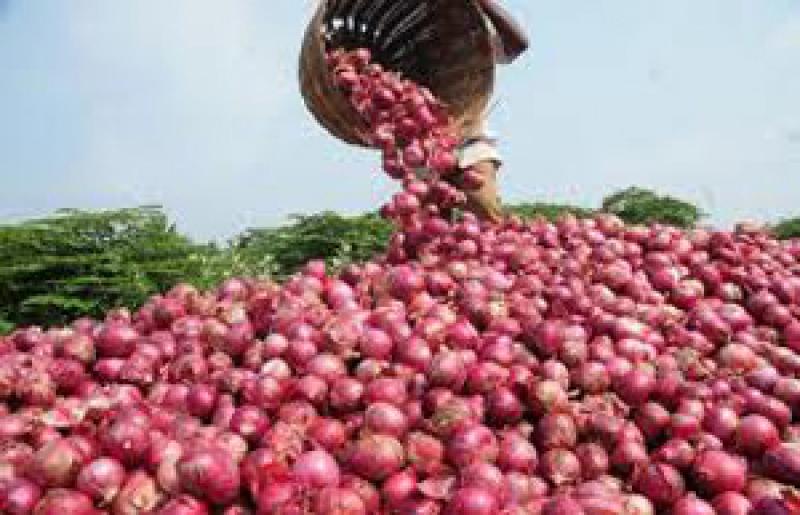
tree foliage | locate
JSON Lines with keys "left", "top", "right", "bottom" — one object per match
{"left": 506, "top": 202, "right": 595, "bottom": 221}
{"left": 232, "top": 212, "right": 393, "bottom": 280}
{"left": 772, "top": 217, "right": 800, "bottom": 240}
{"left": 0, "top": 207, "right": 221, "bottom": 327}
{"left": 600, "top": 187, "right": 704, "bottom": 228}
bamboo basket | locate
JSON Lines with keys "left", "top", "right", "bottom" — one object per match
{"left": 299, "top": 0, "right": 495, "bottom": 147}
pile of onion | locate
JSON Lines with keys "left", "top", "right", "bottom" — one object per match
{"left": 0, "top": 47, "right": 798, "bottom": 514}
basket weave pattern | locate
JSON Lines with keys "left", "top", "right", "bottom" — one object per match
{"left": 299, "top": 0, "right": 496, "bottom": 147}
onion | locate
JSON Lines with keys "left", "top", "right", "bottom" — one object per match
{"left": 405, "top": 431, "right": 444, "bottom": 475}
{"left": 497, "top": 432, "right": 537, "bottom": 473}
{"left": 711, "top": 492, "right": 752, "bottom": 515}
{"left": 176, "top": 447, "right": 241, "bottom": 505}
{"left": 112, "top": 470, "right": 161, "bottom": 515}
{"left": 575, "top": 443, "right": 609, "bottom": 479}
{"left": 632, "top": 463, "right": 685, "bottom": 506}
{"left": 186, "top": 384, "right": 218, "bottom": 419}
{"left": 540, "top": 448, "right": 581, "bottom": 486}
{"left": 692, "top": 450, "right": 748, "bottom": 496}
{"left": 0, "top": 478, "right": 42, "bottom": 515}
{"left": 292, "top": 450, "right": 341, "bottom": 488}
{"left": 346, "top": 434, "right": 405, "bottom": 481}
{"left": 100, "top": 418, "right": 149, "bottom": 468}
{"left": 445, "top": 487, "right": 499, "bottom": 515}
{"left": 314, "top": 487, "right": 367, "bottom": 515}
{"left": 156, "top": 495, "right": 210, "bottom": 515}
{"left": 672, "top": 494, "right": 715, "bottom": 515}
{"left": 363, "top": 402, "right": 408, "bottom": 438}
{"left": 735, "top": 414, "right": 780, "bottom": 456}
{"left": 76, "top": 457, "right": 126, "bottom": 505}
{"left": 541, "top": 495, "right": 586, "bottom": 515}
{"left": 96, "top": 324, "right": 139, "bottom": 358}
{"left": 28, "top": 439, "right": 86, "bottom": 488}
{"left": 382, "top": 468, "right": 417, "bottom": 507}
{"left": 447, "top": 425, "right": 498, "bottom": 467}
{"left": 31, "top": 488, "right": 95, "bottom": 515}
{"left": 762, "top": 443, "right": 800, "bottom": 487}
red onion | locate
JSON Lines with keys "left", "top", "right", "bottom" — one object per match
{"left": 632, "top": 463, "right": 685, "bottom": 506}
{"left": 762, "top": 443, "right": 800, "bottom": 486}
{"left": 382, "top": 468, "right": 417, "bottom": 507}
{"left": 31, "top": 488, "right": 95, "bottom": 515}
{"left": 672, "top": 494, "right": 715, "bottom": 515}
{"left": 447, "top": 424, "right": 498, "bottom": 467}
{"left": 0, "top": 477, "right": 42, "bottom": 515}
{"left": 405, "top": 431, "right": 444, "bottom": 475}
{"left": 712, "top": 491, "right": 752, "bottom": 515}
{"left": 186, "top": 384, "right": 218, "bottom": 419}
{"left": 100, "top": 418, "right": 149, "bottom": 468}
{"left": 445, "top": 487, "right": 499, "bottom": 515}
{"left": 735, "top": 414, "right": 780, "bottom": 457}
{"left": 541, "top": 495, "right": 586, "bottom": 515}
{"left": 575, "top": 443, "right": 609, "bottom": 479}
{"left": 96, "top": 324, "right": 139, "bottom": 358}
{"left": 363, "top": 402, "right": 408, "bottom": 438}
{"left": 76, "top": 457, "right": 126, "bottom": 505}
{"left": 497, "top": 432, "right": 537, "bottom": 473}
{"left": 703, "top": 404, "right": 739, "bottom": 443}
{"left": 692, "top": 450, "right": 748, "bottom": 495}
{"left": 113, "top": 470, "right": 161, "bottom": 515}
{"left": 540, "top": 448, "right": 581, "bottom": 486}
{"left": 228, "top": 406, "right": 269, "bottom": 443}
{"left": 314, "top": 487, "right": 367, "bottom": 515}
{"left": 156, "top": 495, "right": 210, "bottom": 515}
{"left": 176, "top": 447, "right": 241, "bottom": 505}
{"left": 292, "top": 449, "right": 341, "bottom": 488}
{"left": 346, "top": 434, "right": 405, "bottom": 481}
{"left": 28, "top": 439, "right": 86, "bottom": 488}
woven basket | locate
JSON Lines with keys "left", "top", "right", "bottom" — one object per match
{"left": 299, "top": 0, "right": 495, "bottom": 147}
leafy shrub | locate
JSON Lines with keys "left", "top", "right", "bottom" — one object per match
{"left": 232, "top": 212, "right": 393, "bottom": 279}
{"left": 507, "top": 202, "right": 594, "bottom": 221}
{"left": 0, "top": 207, "right": 223, "bottom": 327}
{"left": 772, "top": 217, "right": 800, "bottom": 240}
{"left": 601, "top": 187, "right": 704, "bottom": 228}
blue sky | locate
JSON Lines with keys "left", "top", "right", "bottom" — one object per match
{"left": 1, "top": 1, "right": 798, "bottom": 241}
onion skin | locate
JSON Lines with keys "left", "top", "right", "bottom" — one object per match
{"left": 292, "top": 450, "right": 341, "bottom": 488}
{"left": 28, "top": 439, "right": 86, "bottom": 488}
{"left": 672, "top": 494, "right": 715, "bottom": 515}
{"left": 762, "top": 443, "right": 800, "bottom": 487}
{"left": 176, "top": 447, "right": 241, "bottom": 505}
{"left": 692, "top": 450, "right": 748, "bottom": 496}
{"left": 444, "top": 487, "right": 499, "bottom": 515}
{"left": 712, "top": 491, "right": 752, "bottom": 515}
{"left": 632, "top": 463, "right": 685, "bottom": 507}
{"left": 1, "top": 478, "right": 42, "bottom": 515}
{"left": 76, "top": 457, "right": 126, "bottom": 505}
{"left": 155, "top": 495, "right": 210, "bottom": 515}
{"left": 447, "top": 425, "right": 498, "bottom": 468}
{"left": 112, "top": 471, "right": 161, "bottom": 515}
{"left": 540, "top": 448, "right": 581, "bottom": 487}
{"left": 32, "top": 488, "right": 96, "bottom": 515}
{"left": 346, "top": 434, "right": 405, "bottom": 481}
{"left": 314, "top": 487, "right": 367, "bottom": 515}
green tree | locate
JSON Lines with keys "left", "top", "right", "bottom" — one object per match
{"left": 601, "top": 187, "right": 704, "bottom": 228}
{"left": 232, "top": 212, "right": 393, "bottom": 279}
{"left": 772, "top": 217, "right": 800, "bottom": 240}
{"left": 0, "top": 206, "right": 224, "bottom": 327}
{"left": 507, "top": 202, "right": 594, "bottom": 221}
